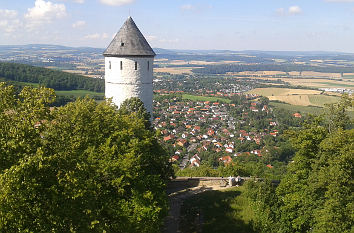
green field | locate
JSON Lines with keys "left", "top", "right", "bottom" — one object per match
{"left": 55, "top": 90, "right": 104, "bottom": 98}
{"left": 182, "top": 94, "right": 231, "bottom": 103}
{"left": 270, "top": 101, "right": 326, "bottom": 115}
{"left": 180, "top": 186, "right": 254, "bottom": 233}
{"left": 308, "top": 95, "right": 340, "bottom": 107}
{"left": 270, "top": 101, "right": 354, "bottom": 118}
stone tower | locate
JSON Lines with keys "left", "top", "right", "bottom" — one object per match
{"left": 103, "top": 17, "right": 155, "bottom": 115}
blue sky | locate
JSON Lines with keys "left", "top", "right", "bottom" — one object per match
{"left": 1, "top": 0, "right": 354, "bottom": 52}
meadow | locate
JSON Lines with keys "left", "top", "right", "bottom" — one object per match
{"left": 247, "top": 88, "right": 340, "bottom": 107}
{"left": 55, "top": 90, "right": 104, "bottom": 98}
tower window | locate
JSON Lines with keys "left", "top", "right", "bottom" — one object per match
{"left": 121, "top": 42, "right": 124, "bottom": 46}
{"left": 147, "top": 61, "right": 150, "bottom": 71}
{"left": 135, "top": 61, "right": 138, "bottom": 70}
{"left": 120, "top": 61, "right": 123, "bottom": 70}
{"left": 109, "top": 61, "right": 111, "bottom": 69}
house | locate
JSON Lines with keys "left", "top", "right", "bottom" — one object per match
{"left": 293, "top": 112, "right": 302, "bottom": 118}
{"left": 176, "top": 139, "right": 188, "bottom": 147}
{"left": 164, "top": 135, "right": 174, "bottom": 142}
{"left": 225, "top": 147, "right": 233, "bottom": 153}
{"left": 190, "top": 154, "right": 201, "bottom": 167}
{"left": 219, "top": 155, "right": 232, "bottom": 164}
{"left": 170, "top": 155, "right": 179, "bottom": 162}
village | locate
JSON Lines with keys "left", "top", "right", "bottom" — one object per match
{"left": 152, "top": 82, "right": 303, "bottom": 171}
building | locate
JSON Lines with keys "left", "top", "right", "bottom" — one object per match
{"left": 103, "top": 17, "right": 156, "bottom": 115}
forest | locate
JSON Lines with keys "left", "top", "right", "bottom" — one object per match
{"left": 0, "top": 62, "right": 104, "bottom": 92}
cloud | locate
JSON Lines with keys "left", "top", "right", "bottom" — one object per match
{"left": 100, "top": 0, "right": 135, "bottom": 6}
{"left": 25, "top": 0, "right": 67, "bottom": 30}
{"left": 0, "top": 9, "right": 18, "bottom": 19}
{"left": 276, "top": 6, "right": 302, "bottom": 16}
{"left": 84, "top": 33, "right": 109, "bottom": 39}
{"left": 0, "top": 9, "right": 22, "bottom": 33}
{"left": 180, "top": 3, "right": 212, "bottom": 13}
{"left": 289, "top": 6, "right": 302, "bottom": 15}
{"left": 72, "top": 20, "right": 86, "bottom": 28}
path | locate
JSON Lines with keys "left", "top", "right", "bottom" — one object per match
{"left": 162, "top": 185, "right": 232, "bottom": 233}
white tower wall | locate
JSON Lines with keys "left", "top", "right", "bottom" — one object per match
{"left": 105, "top": 56, "right": 154, "bottom": 114}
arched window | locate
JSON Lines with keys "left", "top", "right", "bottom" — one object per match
{"left": 109, "top": 61, "right": 111, "bottom": 69}
{"left": 120, "top": 61, "right": 123, "bottom": 70}
{"left": 147, "top": 61, "right": 150, "bottom": 71}
{"left": 135, "top": 61, "right": 138, "bottom": 70}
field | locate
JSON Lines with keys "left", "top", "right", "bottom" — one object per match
{"left": 269, "top": 102, "right": 326, "bottom": 115}
{"left": 154, "top": 67, "right": 199, "bottom": 74}
{"left": 55, "top": 90, "right": 104, "bottom": 98}
{"left": 182, "top": 94, "right": 231, "bottom": 103}
{"left": 179, "top": 186, "right": 255, "bottom": 233}
{"left": 236, "top": 76, "right": 354, "bottom": 90}
{"left": 247, "top": 88, "right": 341, "bottom": 107}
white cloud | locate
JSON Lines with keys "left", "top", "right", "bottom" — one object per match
{"left": 276, "top": 6, "right": 302, "bottom": 16}
{"left": 289, "top": 6, "right": 302, "bottom": 15}
{"left": 25, "top": 0, "right": 67, "bottom": 20}
{"left": 100, "top": 0, "right": 135, "bottom": 6}
{"left": 0, "top": 9, "right": 22, "bottom": 33}
{"left": 24, "top": 0, "right": 67, "bottom": 30}
{"left": 72, "top": 20, "right": 86, "bottom": 28}
{"left": 0, "top": 9, "right": 18, "bottom": 19}
{"left": 74, "top": 0, "right": 85, "bottom": 3}
{"left": 180, "top": 3, "right": 212, "bottom": 13}
{"left": 84, "top": 33, "right": 109, "bottom": 39}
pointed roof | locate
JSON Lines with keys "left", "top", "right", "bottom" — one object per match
{"left": 103, "top": 17, "right": 155, "bottom": 57}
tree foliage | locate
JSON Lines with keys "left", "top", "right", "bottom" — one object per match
{"left": 246, "top": 94, "right": 354, "bottom": 233}
{"left": 0, "top": 62, "right": 104, "bottom": 92}
{"left": 0, "top": 83, "right": 172, "bottom": 232}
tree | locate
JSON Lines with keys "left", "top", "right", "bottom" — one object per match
{"left": 0, "top": 83, "right": 172, "bottom": 232}
{"left": 118, "top": 97, "right": 151, "bottom": 129}
{"left": 246, "top": 95, "right": 354, "bottom": 233}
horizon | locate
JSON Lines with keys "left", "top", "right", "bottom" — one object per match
{"left": 1, "top": 0, "right": 354, "bottom": 53}
{"left": 1, "top": 43, "right": 354, "bottom": 55}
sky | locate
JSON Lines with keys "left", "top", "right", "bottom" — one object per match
{"left": 1, "top": 0, "right": 354, "bottom": 52}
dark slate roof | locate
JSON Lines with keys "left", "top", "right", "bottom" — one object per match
{"left": 103, "top": 17, "right": 155, "bottom": 57}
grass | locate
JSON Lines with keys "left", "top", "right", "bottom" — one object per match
{"left": 308, "top": 95, "right": 340, "bottom": 107}
{"left": 182, "top": 94, "right": 231, "bottom": 103}
{"left": 55, "top": 90, "right": 104, "bottom": 98}
{"left": 179, "top": 186, "right": 255, "bottom": 233}
{"left": 270, "top": 101, "right": 354, "bottom": 118}
{"left": 270, "top": 101, "right": 326, "bottom": 115}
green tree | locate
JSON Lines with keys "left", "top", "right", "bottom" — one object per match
{"left": 0, "top": 83, "right": 172, "bottom": 232}
{"left": 118, "top": 97, "right": 151, "bottom": 129}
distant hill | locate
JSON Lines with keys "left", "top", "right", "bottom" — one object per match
{"left": 0, "top": 62, "right": 104, "bottom": 92}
